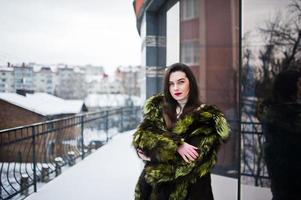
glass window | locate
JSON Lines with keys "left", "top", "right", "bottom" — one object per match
{"left": 180, "top": 40, "right": 199, "bottom": 65}
{"left": 242, "top": 0, "right": 299, "bottom": 199}
{"left": 166, "top": 2, "right": 180, "bottom": 66}
{"left": 181, "top": 0, "right": 199, "bottom": 20}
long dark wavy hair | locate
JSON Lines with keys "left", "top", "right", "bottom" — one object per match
{"left": 163, "top": 63, "right": 201, "bottom": 129}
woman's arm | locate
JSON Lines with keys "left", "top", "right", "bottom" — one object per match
{"left": 173, "top": 106, "right": 230, "bottom": 178}
{"left": 133, "top": 127, "right": 179, "bottom": 162}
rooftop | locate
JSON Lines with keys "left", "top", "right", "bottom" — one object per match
{"left": 0, "top": 92, "right": 85, "bottom": 116}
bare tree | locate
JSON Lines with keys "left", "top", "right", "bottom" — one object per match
{"left": 255, "top": 0, "right": 301, "bottom": 99}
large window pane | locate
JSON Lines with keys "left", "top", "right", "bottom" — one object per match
{"left": 167, "top": 2, "right": 180, "bottom": 66}
{"left": 242, "top": 0, "right": 300, "bottom": 199}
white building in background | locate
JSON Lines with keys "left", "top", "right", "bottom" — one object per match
{"left": 81, "top": 64, "right": 105, "bottom": 78}
{"left": 83, "top": 65, "right": 108, "bottom": 94}
{"left": 0, "top": 63, "right": 143, "bottom": 101}
{"left": 14, "top": 64, "right": 34, "bottom": 91}
{"left": 84, "top": 93, "right": 142, "bottom": 111}
{"left": 55, "top": 66, "right": 86, "bottom": 99}
{"left": 0, "top": 67, "right": 14, "bottom": 92}
{"left": 34, "top": 67, "right": 56, "bottom": 94}
{"left": 115, "top": 65, "right": 144, "bottom": 97}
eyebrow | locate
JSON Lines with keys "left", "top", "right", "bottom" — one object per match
{"left": 169, "top": 78, "right": 186, "bottom": 82}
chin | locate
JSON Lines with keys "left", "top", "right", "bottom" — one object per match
{"left": 172, "top": 96, "right": 182, "bottom": 101}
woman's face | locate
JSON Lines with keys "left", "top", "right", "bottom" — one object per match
{"left": 169, "top": 71, "right": 190, "bottom": 102}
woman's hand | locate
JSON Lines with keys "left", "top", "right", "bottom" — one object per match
{"left": 137, "top": 149, "right": 151, "bottom": 161}
{"left": 177, "top": 142, "right": 199, "bottom": 163}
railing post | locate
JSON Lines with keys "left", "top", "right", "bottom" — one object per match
{"left": 80, "top": 115, "right": 85, "bottom": 159}
{"left": 32, "top": 126, "right": 37, "bottom": 192}
{"left": 20, "top": 174, "right": 29, "bottom": 195}
{"left": 135, "top": 106, "right": 138, "bottom": 127}
{"left": 54, "top": 157, "right": 63, "bottom": 176}
{"left": 41, "top": 164, "right": 50, "bottom": 182}
{"left": 68, "top": 151, "right": 76, "bottom": 166}
{"left": 105, "top": 110, "right": 109, "bottom": 142}
{"left": 120, "top": 107, "right": 123, "bottom": 132}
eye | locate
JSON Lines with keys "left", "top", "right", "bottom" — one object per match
{"left": 178, "top": 80, "right": 185, "bottom": 84}
{"left": 169, "top": 82, "right": 174, "bottom": 86}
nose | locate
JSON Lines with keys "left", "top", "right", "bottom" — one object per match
{"left": 174, "top": 84, "right": 179, "bottom": 90}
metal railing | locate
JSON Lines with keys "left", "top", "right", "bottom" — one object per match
{"left": 0, "top": 106, "right": 142, "bottom": 200}
{"left": 241, "top": 101, "right": 270, "bottom": 187}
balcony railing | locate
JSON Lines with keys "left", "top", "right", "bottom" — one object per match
{"left": 0, "top": 106, "right": 142, "bottom": 200}
{"left": 239, "top": 96, "right": 270, "bottom": 187}
{"left": 0, "top": 103, "right": 271, "bottom": 200}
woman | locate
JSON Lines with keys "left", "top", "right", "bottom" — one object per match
{"left": 132, "top": 63, "right": 230, "bottom": 200}
{"left": 262, "top": 70, "right": 301, "bottom": 200}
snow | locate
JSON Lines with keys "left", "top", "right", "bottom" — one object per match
{"left": 0, "top": 92, "right": 84, "bottom": 116}
{"left": 85, "top": 94, "right": 142, "bottom": 108}
{"left": 25, "top": 130, "right": 142, "bottom": 200}
{"left": 0, "top": 67, "right": 14, "bottom": 71}
{"left": 24, "top": 131, "right": 272, "bottom": 200}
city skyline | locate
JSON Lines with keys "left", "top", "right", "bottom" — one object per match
{"left": 0, "top": 0, "right": 141, "bottom": 75}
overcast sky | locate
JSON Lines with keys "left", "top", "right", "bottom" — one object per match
{"left": 243, "top": 0, "right": 291, "bottom": 47}
{"left": 0, "top": 0, "right": 141, "bottom": 74}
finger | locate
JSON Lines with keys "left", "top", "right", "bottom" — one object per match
{"left": 181, "top": 154, "right": 189, "bottom": 163}
{"left": 137, "top": 152, "right": 144, "bottom": 158}
{"left": 188, "top": 151, "right": 198, "bottom": 159}
{"left": 185, "top": 152, "right": 195, "bottom": 161}
{"left": 189, "top": 149, "right": 199, "bottom": 158}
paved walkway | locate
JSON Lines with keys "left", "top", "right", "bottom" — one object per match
{"left": 25, "top": 131, "right": 271, "bottom": 200}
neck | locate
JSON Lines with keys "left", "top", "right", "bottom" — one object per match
{"left": 177, "top": 98, "right": 188, "bottom": 108}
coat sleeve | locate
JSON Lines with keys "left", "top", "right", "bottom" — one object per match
{"left": 132, "top": 96, "right": 181, "bottom": 162}
{"left": 174, "top": 106, "right": 230, "bottom": 178}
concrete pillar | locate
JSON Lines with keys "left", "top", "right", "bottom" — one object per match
{"left": 141, "top": 10, "right": 167, "bottom": 100}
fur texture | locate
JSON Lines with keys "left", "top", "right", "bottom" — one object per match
{"left": 132, "top": 94, "right": 230, "bottom": 200}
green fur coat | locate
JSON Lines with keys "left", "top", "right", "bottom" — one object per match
{"left": 132, "top": 94, "right": 230, "bottom": 200}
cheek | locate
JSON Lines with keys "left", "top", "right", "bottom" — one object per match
{"left": 169, "top": 85, "right": 173, "bottom": 93}
{"left": 184, "top": 83, "right": 190, "bottom": 94}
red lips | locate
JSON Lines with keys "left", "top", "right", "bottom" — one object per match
{"left": 174, "top": 92, "right": 182, "bottom": 96}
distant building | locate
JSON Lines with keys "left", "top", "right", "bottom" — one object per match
{"left": 14, "top": 63, "right": 34, "bottom": 91}
{"left": 0, "top": 91, "right": 88, "bottom": 162}
{"left": 81, "top": 64, "right": 105, "bottom": 78}
{"left": 85, "top": 93, "right": 142, "bottom": 111}
{"left": 115, "top": 65, "right": 144, "bottom": 97}
{"left": 0, "top": 67, "right": 14, "bottom": 92}
{"left": 0, "top": 63, "right": 141, "bottom": 99}
{"left": 0, "top": 91, "right": 87, "bottom": 130}
{"left": 55, "top": 66, "right": 86, "bottom": 99}
{"left": 34, "top": 67, "right": 56, "bottom": 94}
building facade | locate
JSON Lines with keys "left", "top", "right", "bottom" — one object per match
{"left": 133, "top": 0, "right": 239, "bottom": 177}
{"left": 115, "top": 65, "right": 144, "bottom": 97}
{"left": 0, "top": 67, "right": 14, "bottom": 92}
{"left": 14, "top": 64, "right": 34, "bottom": 92}
{"left": 34, "top": 67, "right": 56, "bottom": 94}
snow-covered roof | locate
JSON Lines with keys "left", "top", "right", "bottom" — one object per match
{"left": 85, "top": 94, "right": 142, "bottom": 108}
{"left": 0, "top": 93, "right": 85, "bottom": 116}
{"left": 0, "top": 67, "right": 14, "bottom": 72}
